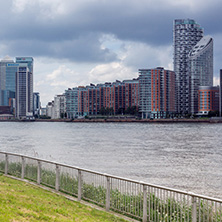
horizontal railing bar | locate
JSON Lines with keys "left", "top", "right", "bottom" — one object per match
{"left": 109, "top": 207, "right": 142, "bottom": 219}
{"left": 1, "top": 151, "right": 222, "bottom": 203}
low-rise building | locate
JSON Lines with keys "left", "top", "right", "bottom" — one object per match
{"left": 64, "top": 79, "right": 139, "bottom": 118}
{"left": 198, "top": 86, "right": 219, "bottom": 115}
{"left": 53, "top": 94, "right": 66, "bottom": 119}
{"left": 46, "top": 101, "right": 54, "bottom": 118}
{"left": 33, "top": 92, "right": 40, "bottom": 117}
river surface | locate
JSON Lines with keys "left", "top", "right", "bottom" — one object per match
{"left": 0, "top": 122, "right": 222, "bottom": 198}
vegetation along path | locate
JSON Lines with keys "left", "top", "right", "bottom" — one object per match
{"left": 0, "top": 175, "right": 127, "bottom": 222}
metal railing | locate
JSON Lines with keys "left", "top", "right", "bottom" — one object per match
{"left": 0, "top": 151, "right": 221, "bottom": 222}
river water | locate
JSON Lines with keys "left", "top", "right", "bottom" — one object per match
{"left": 0, "top": 122, "right": 222, "bottom": 199}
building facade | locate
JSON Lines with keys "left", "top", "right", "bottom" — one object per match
{"left": 15, "top": 63, "right": 33, "bottom": 119}
{"left": 53, "top": 94, "right": 66, "bottom": 119}
{"left": 16, "top": 57, "right": 34, "bottom": 116}
{"left": 63, "top": 79, "right": 139, "bottom": 119}
{"left": 198, "top": 86, "right": 219, "bottom": 115}
{"left": 174, "top": 19, "right": 203, "bottom": 115}
{"left": 78, "top": 87, "right": 88, "bottom": 116}
{"left": 40, "top": 107, "right": 46, "bottom": 116}
{"left": 220, "top": 70, "right": 222, "bottom": 117}
{"left": 46, "top": 102, "right": 53, "bottom": 118}
{"left": 0, "top": 56, "right": 34, "bottom": 118}
{"left": 33, "top": 92, "right": 40, "bottom": 117}
{"left": 189, "top": 36, "right": 213, "bottom": 114}
{"left": 139, "top": 67, "right": 176, "bottom": 119}
{"left": 65, "top": 88, "right": 79, "bottom": 118}
{"left": 0, "top": 57, "right": 17, "bottom": 107}
{"left": 123, "top": 79, "right": 139, "bottom": 111}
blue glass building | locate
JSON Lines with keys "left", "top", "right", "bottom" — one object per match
{"left": 0, "top": 57, "right": 18, "bottom": 107}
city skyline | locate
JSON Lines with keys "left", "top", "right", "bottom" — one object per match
{"left": 0, "top": 1, "right": 221, "bottom": 105}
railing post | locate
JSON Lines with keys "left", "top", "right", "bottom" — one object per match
{"left": 106, "top": 176, "right": 111, "bottom": 211}
{"left": 5, "top": 154, "right": 8, "bottom": 175}
{"left": 55, "top": 164, "right": 60, "bottom": 191}
{"left": 148, "top": 186, "right": 150, "bottom": 221}
{"left": 192, "top": 195, "right": 197, "bottom": 222}
{"left": 143, "top": 184, "right": 147, "bottom": 222}
{"left": 37, "top": 161, "right": 41, "bottom": 185}
{"left": 21, "top": 157, "right": 25, "bottom": 179}
{"left": 78, "top": 170, "right": 82, "bottom": 201}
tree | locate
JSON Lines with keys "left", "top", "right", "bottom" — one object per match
{"left": 99, "top": 107, "right": 114, "bottom": 115}
{"left": 107, "top": 107, "right": 114, "bottom": 115}
{"left": 117, "top": 107, "right": 125, "bottom": 115}
{"left": 208, "top": 110, "right": 219, "bottom": 117}
{"left": 125, "top": 106, "right": 138, "bottom": 115}
{"left": 99, "top": 107, "right": 106, "bottom": 115}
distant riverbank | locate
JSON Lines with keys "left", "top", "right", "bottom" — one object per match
{"left": 34, "top": 118, "right": 222, "bottom": 123}
{"left": 0, "top": 117, "right": 221, "bottom": 123}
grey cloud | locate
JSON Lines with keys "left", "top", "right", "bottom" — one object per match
{"left": 3, "top": 33, "right": 117, "bottom": 63}
{"left": 0, "top": 1, "right": 194, "bottom": 44}
{"left": 0, "top": 0, "right": 222, "bottom": 62}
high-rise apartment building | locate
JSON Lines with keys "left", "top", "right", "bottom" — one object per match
{"left": 189, "top": 36, "right": 213, "bottom": 114}
{"left": 139, "top": 67, "right": 176, "bottom": 119}
{"left": 174, "top": 19, "right": 203, "bottom": 114}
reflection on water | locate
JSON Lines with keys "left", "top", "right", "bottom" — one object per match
{"left": 0, "top": 122, "right": 222, "bottom": 198}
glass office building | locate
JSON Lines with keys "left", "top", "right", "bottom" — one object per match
{"left": 0, "top": 57, "right": 17, "bottom": 107}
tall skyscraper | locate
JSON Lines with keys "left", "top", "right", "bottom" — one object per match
{"left": 188, "top": 36, "right": 213, "bottom": 114}
{"left": 16, "top": 57, "right": 34, "bottom": 115}
{"left": 173, "top": 19, "right": 203, "bottom": 115}
{"left": 15, "top": 58, "right": 34, "bottom": 119}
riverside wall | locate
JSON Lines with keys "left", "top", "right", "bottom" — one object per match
{"left": 34, "top": 118, "right": 222, "bottom": 123}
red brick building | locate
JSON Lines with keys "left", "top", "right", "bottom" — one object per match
{"left": 198, "top": 86, "right": 219, "bottom": 115}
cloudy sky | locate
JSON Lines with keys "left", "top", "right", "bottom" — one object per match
{"left": 1, "top": 0, "right": 222, "bottom": 106}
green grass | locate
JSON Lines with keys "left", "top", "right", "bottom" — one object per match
{"left": 0, "top": 174, "right": 126, "bottom": 222}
